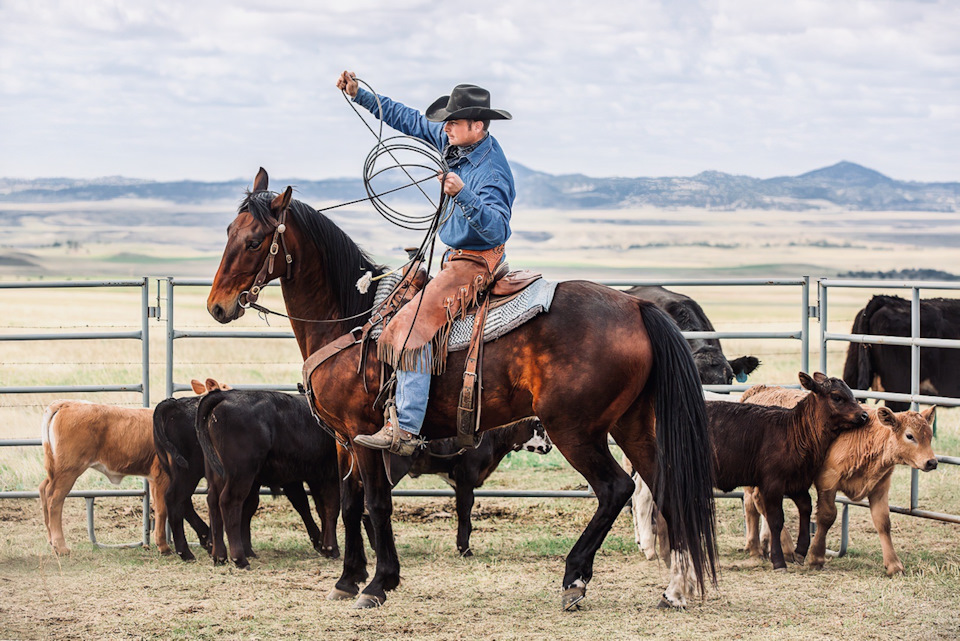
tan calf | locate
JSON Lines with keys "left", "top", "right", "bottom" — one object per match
{"left": 741, "top": 385, "right": 937, "bottom": 575}
{"left": 39, "top": 401, "right": 170, "bottom": 555}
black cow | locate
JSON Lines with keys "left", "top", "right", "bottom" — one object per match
{"left": 626, "top": 286, "right": 760, "bottom": 385}
{"left": 406, "top": 418, "right": 552, "bottom": 556}
{"left": 843, "top": 295, "right": 960, "bottom": 411}
{"left": 153, "top": 379, "right": 339, "bottom": 561}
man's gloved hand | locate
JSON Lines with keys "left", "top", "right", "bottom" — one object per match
{"left": 336, "top": 70, "right": 358, "bottom": 98}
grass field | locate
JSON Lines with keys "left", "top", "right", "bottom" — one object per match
{"left": 2, "top": 239, "right": 960, "bottom": 637}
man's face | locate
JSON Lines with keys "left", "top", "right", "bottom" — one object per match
{"left": 444, "top": 119, "right": 484, "bottom": 147}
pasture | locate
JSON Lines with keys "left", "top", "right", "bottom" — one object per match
{"left": 2, "top": 279, "right": 959, "bottom": 639}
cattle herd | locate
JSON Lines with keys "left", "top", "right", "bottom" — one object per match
{"left": 34, "top": 291, "right": 951, "bottom": 606}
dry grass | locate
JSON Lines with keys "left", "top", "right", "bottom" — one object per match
{"left": 2, "top": 470, "right": 959, "bottom": 640}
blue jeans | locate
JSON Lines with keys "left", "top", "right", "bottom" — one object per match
{"left": 395, "top": 343, "right": 431, "bottom": 436}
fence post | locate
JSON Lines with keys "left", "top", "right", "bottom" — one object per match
{"left": 910, "top": 287, "right": 921, "bottom": 511}
{"left": 801, "top": 276, "right": 810, "bottom": 374}
{"left": 818, "top": 279, "right": 828, "bottom": 374}
{"left": 141, "top": 277, "right": 151, "bottom": 547}
{"left": 166, "top": 278, "right": 175, "bottom": 399}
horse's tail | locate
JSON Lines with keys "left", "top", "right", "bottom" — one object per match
{"left": 153, "top": 401, "right": 188, "bottom": 475}
{"left": 639, "top": 301, "right": 718, "bottom": 594}
{"left": 196, "top": 391, "right": 226, "bottom": 478}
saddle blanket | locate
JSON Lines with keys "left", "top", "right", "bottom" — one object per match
{"left": 369, "top": 271, "right": 558, "bottom": 353}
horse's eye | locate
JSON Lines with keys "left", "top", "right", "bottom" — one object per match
{"left": 246, "top": 239, "right": 263, "bottom": 251}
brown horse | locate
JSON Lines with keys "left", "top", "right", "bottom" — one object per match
{"left": 206, "top": 168, "right": 718, "bottom": 610}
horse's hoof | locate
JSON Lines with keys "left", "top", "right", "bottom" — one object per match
{"left": 326, "top": 587, "right": 357, "bottom": 601}
{"left": 561, "top": 586, "right": 586, "bottom": 611}
{"left": 656, "top": 593, "right": 686, "bottom": 610}
{"left": 354, "top": 594, "right": 384, "bottom": 609}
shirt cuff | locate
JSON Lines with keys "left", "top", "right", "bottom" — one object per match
{"left": 353, "top": 87, "right": 372, "bottom": 106}
{"left": 454, "top": 185, "right": 479, "bottom": 216}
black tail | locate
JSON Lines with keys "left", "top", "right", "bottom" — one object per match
{"left": 639, "top": 301, "right": 718, "bottom": 593}
{"left": 153, "top": 406, "right": 188, "bottom": 475}
{"left": 843, "top": 295, "right": 893, "bottom": 391}
{"left": 196, "top": 390, "right": 226, "bottom": 478}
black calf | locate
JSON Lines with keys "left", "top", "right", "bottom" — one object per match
{"left": 196, "top": 389, "right": 341, "bottom": 569}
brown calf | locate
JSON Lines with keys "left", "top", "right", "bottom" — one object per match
{"left": 39, "top": 402, "right": 169, "bottom": 555}
{"left": 39, "top": 380, "right": 224, "bottom": 556}
{"left": 741, "top": 384, "right": 937, "bottom": 575}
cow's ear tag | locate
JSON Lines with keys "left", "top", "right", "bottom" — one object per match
{"left": 736, "top": 372, "right": 748, "bottom": 384}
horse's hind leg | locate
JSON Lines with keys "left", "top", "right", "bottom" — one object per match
{"left": 613, "top": 402, "right": 695, "bottom": 609}
{"left": 546, "top": 425, "right": 635, "bottom": 611}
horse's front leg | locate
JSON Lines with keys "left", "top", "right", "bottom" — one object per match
{"left": 329, "top": 445, "right": 368, "bottom": 601}
{"left": 352, "top": 446, "right": 401, "bottom": 609}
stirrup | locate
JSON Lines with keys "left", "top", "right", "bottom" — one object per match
{"left": 386, "top": 401, "right": 421, "bottom": 456}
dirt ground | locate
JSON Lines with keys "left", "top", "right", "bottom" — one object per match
{"left": 2, "top": 487, "right": 959, "bottom": 641}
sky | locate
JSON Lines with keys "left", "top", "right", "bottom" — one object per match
{"left": 1, "top": 0, "right": 958, "bottom": 183}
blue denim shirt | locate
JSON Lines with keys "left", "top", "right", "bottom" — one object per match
{"left": 354, "top": 88, "right": 514, "bottom": 251}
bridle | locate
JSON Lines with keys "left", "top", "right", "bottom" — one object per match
{"left": 238, "top": 201, "right": 293, "bottom": 309}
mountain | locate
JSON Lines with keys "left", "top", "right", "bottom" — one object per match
{"left": 2, "top": 161, "right": 958, "bottom": 211}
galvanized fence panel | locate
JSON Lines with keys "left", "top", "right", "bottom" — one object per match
{"left": 2, "top": 275, "right": 958, "bottom": 556}
{"left": 818, "top": 279, "right": 960, "bottom": 550}
{"left": 0, "top": 278, "right": 154, "bottom": 548}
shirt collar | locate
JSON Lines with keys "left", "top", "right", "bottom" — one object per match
{"left": 444, "top": 133, "right": 491, "bottom": 167}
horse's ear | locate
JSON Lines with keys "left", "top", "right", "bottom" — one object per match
{"left": 253, "top": 167, "right": 269, "bottom": 192}
{"left": 190, "top": 379, "right": 206, "bottom": 394}
{"left": 271, "top": 186, "right": 293, "bottom": 212}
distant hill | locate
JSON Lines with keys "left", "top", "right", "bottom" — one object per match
{"left": 2, "top": 161, "right": 958, "bottom": 211}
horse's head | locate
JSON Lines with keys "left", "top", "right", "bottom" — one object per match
{"left": 207, "top": 168, "right": 297, "bottom": 324}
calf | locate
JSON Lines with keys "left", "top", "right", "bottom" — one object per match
{"left": 707, "top": 372, "right": 868, "bottom": 569}
{"left": 196, "top": 389, "right": 340, "bottom": 568}
{"left": 407, "top": 418, "right": 552, "bottom": 556}
{"left": 741, "top": 384, "right": 937, "bottom": 575}
{"left": 39, "top": 401, "right": 170, "bottom": 555}
{"left": 154, "top": 379, "right": 341, "bottom": 562}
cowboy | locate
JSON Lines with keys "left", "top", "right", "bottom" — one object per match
{"left": 336, "top": 71, "right": 515, "bottom": 456}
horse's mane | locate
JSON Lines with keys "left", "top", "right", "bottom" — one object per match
{"left": 240, "top": 190, "right": 386, "bottom": 320}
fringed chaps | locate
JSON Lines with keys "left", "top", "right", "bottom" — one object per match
{"left": 378, "top": 246, "right": 505, "bottom": 375}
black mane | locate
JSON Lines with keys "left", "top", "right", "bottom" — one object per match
{"left": 240, "top": 190, "right": 386, "bottom": 320}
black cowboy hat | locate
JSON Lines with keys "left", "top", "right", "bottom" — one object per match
{"left": 425, "top": 84, "right": 512, "bottom": 122}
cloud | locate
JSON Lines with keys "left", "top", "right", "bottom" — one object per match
{"left": 0, "top": 0, "right": 957, "bottom": 182}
